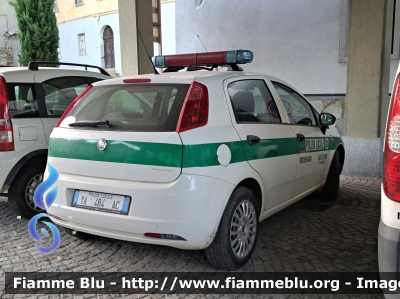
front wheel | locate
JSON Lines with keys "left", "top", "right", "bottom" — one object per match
{"left": 205, "top": 187, "right": 259, "bottom": 270}
{"left": 8, "top": 164, "right": 46, "bottom": 219}
{"left": 321, "top": 151, "right": 340, "bottom": 200}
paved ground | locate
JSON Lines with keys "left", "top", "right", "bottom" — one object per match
{"left": 0, "top": 176, "right": 383, "bottom": 298}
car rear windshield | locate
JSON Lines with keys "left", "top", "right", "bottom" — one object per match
{"left": 61, "top": 84, "right": 190, "bottom": 132}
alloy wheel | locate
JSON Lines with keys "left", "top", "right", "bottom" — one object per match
{"left": 230, "top": 200, "right": 257, "bottom": 258}
{"left": 25, "top": 173, "right": 44, "bottom": 211}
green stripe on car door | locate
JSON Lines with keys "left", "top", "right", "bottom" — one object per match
{"left": 241, "top": 138, "right": 298, "bottom": 161}
{"left": 182, "top": 141, "right": 246, "bottom": 168}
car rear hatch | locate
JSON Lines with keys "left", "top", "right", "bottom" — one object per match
{"left": 49, "top": 79, "right": 191, "bottom": 183}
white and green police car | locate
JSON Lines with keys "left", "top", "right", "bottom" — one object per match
{"left": 44, "top": 50, "right": 344, "bottom": 270}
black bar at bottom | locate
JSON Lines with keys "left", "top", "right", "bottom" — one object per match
{"left": 4, "top": 272, "right": 399, "bottom": 295}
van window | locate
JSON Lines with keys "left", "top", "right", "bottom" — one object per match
{"left": 7, "top": 83, "right": 39, "bottom": 118}
{"left": 42, "top": 76, "right": 89, "bottom": 117}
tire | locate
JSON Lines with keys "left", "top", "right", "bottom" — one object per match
{"left": 205, "top": 186, "right": 259, "bottom": 270}
{"left": 8, "top": 163, "right": 46, "bottom": 219}
{"left": 62, "top": 227, "right": 92, "bottom": 240}
{"left": 321, "top": 151, "right": 340, "bottom": 201}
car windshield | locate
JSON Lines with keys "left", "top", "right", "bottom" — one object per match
{"left": 60, "top": 84, "right": 190, "bottom": 132}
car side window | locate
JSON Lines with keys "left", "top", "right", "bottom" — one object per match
{"left": 272, "top": 81, "right": 317, "bottom": 126}
{"left": 7, "top": 83, "right": 39, "bottom": 119}
{"left": 312, "top": 106, "right": 321, "bottom": 126}
{"left": 227, "top": 80, "right": 281, "bottom": 123}
{"left": 42, "top": 77, "right": 89, "bottom": 117}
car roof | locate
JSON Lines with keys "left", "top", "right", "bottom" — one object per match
{"left": 93, "top": 70, "right": 287, "bottom": 85}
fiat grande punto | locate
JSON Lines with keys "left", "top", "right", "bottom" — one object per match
{"left": 44, "top": 50, "right": 344, "bottom": 270}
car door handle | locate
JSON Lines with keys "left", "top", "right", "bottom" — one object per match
{"left": 247, "top": 135, "right": 261, "bottom": 146}
{"left": 297, "top": 134, "right": 305, "bottom": 142}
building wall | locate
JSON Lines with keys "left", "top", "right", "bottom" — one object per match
{"left": 56, "top": 0, "right": 118, "bottom": 24}
{"left": 58, "top": 13, "right": 121, "bottom": 75}
{"left": 57, "top": 0, "right": 165, "bottom": 76}
{"left": 175, "top": 0, "right": 400, "bottom": 95}
{"left": 161, "top": 0, "right": 176, "bottom": 55}
{"left": 0, "top": 0, "right": 19, "bottom": 66}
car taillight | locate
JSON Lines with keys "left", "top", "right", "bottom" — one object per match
{"left": 176, "top": 81, "right": 208, "bottom": 133}
{"left": 0, "top": 76, "right": 13, "bottom": 151}
{"left": 384, "top": 74, "right": 400, "bottom": 201}
{"left": 55, "top": 84, "right": 93, "bottom": 127}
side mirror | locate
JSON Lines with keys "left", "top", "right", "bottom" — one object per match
{"left": 320, "top": 113, "right": 336, "bottom": 126}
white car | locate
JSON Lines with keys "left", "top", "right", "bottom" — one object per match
{"left": 0, "top": 62, "right": 110, "bottom": 219}
{"left": 380, "top": 63, "right": 400, "bottom": 296}
{"left": 45, "top": 50, "right": 344, "bottom": 270}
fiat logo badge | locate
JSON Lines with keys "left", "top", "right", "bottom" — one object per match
{"left": 97, "top": 139, "right": 107, "bottom": 151}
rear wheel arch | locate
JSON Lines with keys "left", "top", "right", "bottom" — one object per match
{"left": 237, "top": 178, "right": 262, "bottom": 215}
{"left": 3, "top": 149, "right": 48, "bottom": 191}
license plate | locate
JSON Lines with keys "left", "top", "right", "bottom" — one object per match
{"left": 72, "top": 190, "right": 131, "bottom": 215}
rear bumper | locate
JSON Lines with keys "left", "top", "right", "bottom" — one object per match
{"left": 379, "top": 219, "right": 400, "bottom": 273}
{"left": 378, "top": 220, "right": 400, "bottom": 298}
{"left": 47, "top": 173, "right": 235, "bottom": 250}
{"left": 0, "top": 151, "right": 22, "bottom": 192}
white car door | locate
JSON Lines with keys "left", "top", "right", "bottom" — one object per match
{"left": 224, "top": 76, "right": 297, "bottom": 211}
{"left": 270, "top": 81, "right": 329, "bottom": 196}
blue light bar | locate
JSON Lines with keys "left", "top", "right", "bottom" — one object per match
{"left": 226, "top": 50, "right": 254, "bottom": 64}
{"left": 152, "top": 56, "right": 166, "bottom": 68}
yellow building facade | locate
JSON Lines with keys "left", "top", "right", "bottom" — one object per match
{"left": 54, "top": 0, "right": 158, "bottom": 76}
{"left": 55, "top": 0, "right": 119, "bottom": 24}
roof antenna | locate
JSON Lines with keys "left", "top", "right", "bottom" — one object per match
{"left": 197, "top": 34, "right": 220, "bottom": 71}
{"left": 138, "top": 30, "right": 159, "bottom": 74}
{"left": 197, "top": 35, "right": 208, "bottom": 52}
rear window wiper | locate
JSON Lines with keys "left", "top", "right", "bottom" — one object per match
{"left": 68, "top": 120, "right": 112, "bottom": 128}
